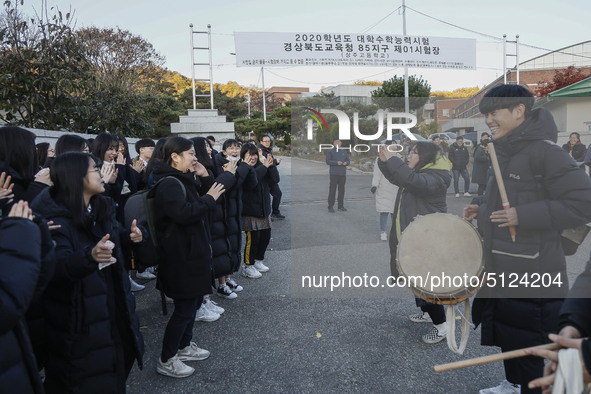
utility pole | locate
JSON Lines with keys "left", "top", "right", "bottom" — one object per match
{"left": 246, "top": 91, "right": 251, "bottom": 118}
{"left": 261, "top": 67, "right": 267, "bottom": 121}
{"left": 402, "top": 0, "right": 409, "bottom": 115}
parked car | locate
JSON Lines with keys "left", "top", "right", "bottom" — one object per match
{"left": 390, "top": 133, "right": 427, "bottom": 143}
{"left": 427, "top": 132, "right": 472, "bottom": 147}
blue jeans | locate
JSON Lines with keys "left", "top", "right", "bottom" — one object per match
{"left": 453, "top": 169, "right": 470, "bottom": 194}
{"left": 379, "top": 212, "right": 391, "bottom": 233}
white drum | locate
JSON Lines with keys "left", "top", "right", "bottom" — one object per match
{"left": 396, "top": 213, "right": 484, "bottom": 305}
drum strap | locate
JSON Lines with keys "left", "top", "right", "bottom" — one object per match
{"left": 446, "top": 299, "right": 471, "bottom": 355}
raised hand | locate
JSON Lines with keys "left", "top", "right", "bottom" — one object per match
{"left": 8, "top": 200, "right": 34, "bottom": 220}
{"left": 0, "top": 171, "right": 14, "bottom": 203}
{"left": 115, "top": 152, "right": 126, "bottom": 165}
{"left": 129, "top": 219, "right": 142, "bottom": 243}
{"left": 101, "top": 163, "right": 118, "bottom": 184}
{"left": 263, "top": 155, "right": 273, "bottom": 168}
{"left": 206, "top": 182, "right": 225, "bottom": 201}
{"left": 192, "top": 160, "right": 208, "bottom": 177}
{"left": 91, "top": 234, "right": 113, "bottom": 263}
{"left": 131, "top": 160, "right": 145, "bottom": 174}
{"left": 34, "top": 167, "right": 53, "bottom": 186}
{"left": 223, "top": 159, "right": 237, "bottom": 174}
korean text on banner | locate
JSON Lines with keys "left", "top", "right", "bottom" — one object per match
{"left": 234, "top": 32, "right": 476, "bottom": 70}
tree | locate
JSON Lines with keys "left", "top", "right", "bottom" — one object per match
{"left": 536, "top": 66, "right": 591, "bottom": 98}
{"left": 431, "top": 86, "right": 479, "bottom": 98}
{"left": 0, "top": 0, "right": 97, "bottom": 130}
{"left": 371, "top": 75, "right": 431, "bottom": 111}
{"left": 75, "top": 26, "right": 177, "bottom": 136}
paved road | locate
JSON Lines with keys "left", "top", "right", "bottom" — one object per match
{"left": 127, "top": 157, "right": 590, "bottom": 393}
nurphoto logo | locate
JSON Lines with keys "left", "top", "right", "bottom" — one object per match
{"left": 305, "top": 108, "right": 417, "bottom": 153}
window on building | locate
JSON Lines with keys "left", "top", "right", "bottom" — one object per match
{"left": 442, "top": 109, "right": 450, "bottom": 117}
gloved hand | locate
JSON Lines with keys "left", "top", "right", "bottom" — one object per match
{"left": 370, "top": 186, "right": 377, "bottom": 194}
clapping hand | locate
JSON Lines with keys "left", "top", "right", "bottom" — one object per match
{"left": 101, "top": 163, "right": 118, "bottom": 184}
{"left": 8, "top": 200, "right": 34, "bottom": 220}
{"left": 0, "top": 172, "right": 14, "bottom": 204}
{"left": 262, "top": 155, "right": 273, "bottom": 168}
{"left": 131, "top": 160, "right": 144, "bottom": 173}
{"left": 129, "top": 219, "right": 142, "bottom": 243}
{"left": 115, "top": 152, "right": 126, "bottom": 165}
{"left": 34, "top": 168, "right": 53, "bottom": 186}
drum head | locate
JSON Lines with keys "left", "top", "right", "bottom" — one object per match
{"left": 397, "top": 213, "right": 483, "bottom": 303}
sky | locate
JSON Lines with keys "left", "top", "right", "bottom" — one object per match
{"left": 21, "top": 0, "right": 591, "bottom": 92}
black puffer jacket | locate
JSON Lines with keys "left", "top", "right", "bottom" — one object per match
{"left": 242, "top": 162, "right": 280, "bottom": 219}
{"left": 203, "top": 164, "right": 237, "bottom": 278}
{"left": 0, "top": 162, "right": 56, "bottom": 372}
{"left": 378, "top": 153, "right": 451, "bottom": 234}
{"left": 0, "top": 217, "right": 44, "bottom": 394}
{"left": 472, "top": 108, "right": 591, "bottom": 348}
{"left": 559, "top": 252, "right": 591, "bottom": 371}
{"left": 448, "top": 142, "right": 470, "bottom": 170}
{"left": 215, "top": 154, "right": 258, "bottom": 272}
{"left": 31, "top": 188, "right": 145, "bottom": 393}
{"left": 153, "top": 163, "right": 216, "bottom": 299}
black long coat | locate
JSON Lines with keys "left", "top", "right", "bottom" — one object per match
{"left": 472, "top": 108, "right": 591, "bottom": 349}
{"left": 153, "top": 164, "right": 216, "bottom": 299}
{"left": 214, "top": 153, "right": 258, "bottom": 273}
{"left": 31, "top": 189, "right": 145, "bottom": 393}
{"left": 0, "top": 217, "right": 44, "bottom": 394}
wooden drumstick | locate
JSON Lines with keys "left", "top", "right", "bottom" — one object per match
{"left": 488, "top": 142, "right": 516, "bottom": 242}
{"left": 434, "top": 342, "right": 562, "bottom": 372}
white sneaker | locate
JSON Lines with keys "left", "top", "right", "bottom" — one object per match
{"left": 226, "top": 277, "right": 243, "bottom": 292}
{"left": 129, "top": 276, "right": 145, "bottom": 292}
{"left": 408, "top": 312, "right": 432, "bottom": 323}
{"left": 479, "top": 380, "right": 520, "bottom": 394}
{"left": 422, "top": 325, "right": 446, "bottom": 344}
{"left": 177, "top": 341, "right": 210, "bottom": 361}
{"left": 254, "top": 260, "right": 269, "bottom": 273}
{"left": 194, "top": 305, "right": 220, "bottom": 322}
{"left": 203, "top": 298, "right": 224, "bottom": 314}
{"left": 241, "top": 264, "right": 262, "bottom": 279}
{"left": 455, "top": 193, "right": 460, "bottom": 198}
{"left": 464, "top": 192, "right": 472, "bottom": 197}
{"left": 156, "top": 354, "right": 194, "bottom": 378}
{"left": 136, "top": 270, "right": 156, "bottom": 280}
{"left": 380, "top": 231, "right": 387, "bottom": 241}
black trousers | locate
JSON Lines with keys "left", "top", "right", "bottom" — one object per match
{"left": 270, "top": 182, "right": 282, "bottom": 215}
{"left": 161, "top": 296, "right": 202, "bottom": 362}
{"left": 502, "top": 355, "right": 543, "bottom": 394}
{"left": 328, "top": 174, "right": 346, "bottom": 209}
{"left": 420, "top": 303, "right": 446, "bottom": 325}
{"left": 244, "top": 228, "right": 272, "bottom": 265}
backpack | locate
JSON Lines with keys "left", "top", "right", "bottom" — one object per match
{"left": 124, "top": 176, "right": 186, "bottom": 315}
{"left": 528, "top": 140, "right": 591, "bottom": 256}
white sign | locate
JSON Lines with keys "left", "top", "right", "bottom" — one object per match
{"left": 234, "top": 32, "right": 476, "bottom": 70}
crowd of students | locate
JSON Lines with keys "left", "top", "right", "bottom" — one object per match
{"left": 0, "top": 127, "right": 281, "bottom": 391}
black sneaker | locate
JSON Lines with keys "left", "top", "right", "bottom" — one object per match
{"left": 272, "top": 213, "right": 285, "bottom": 220}
{"left": 328, "top": 207, "right": 335, "bottom": 213}
{"left": 338, "top": 207, "right": 347, "bottom": 212}
{"left": 217, "top": 285, "right": 237, "bottom": 299}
